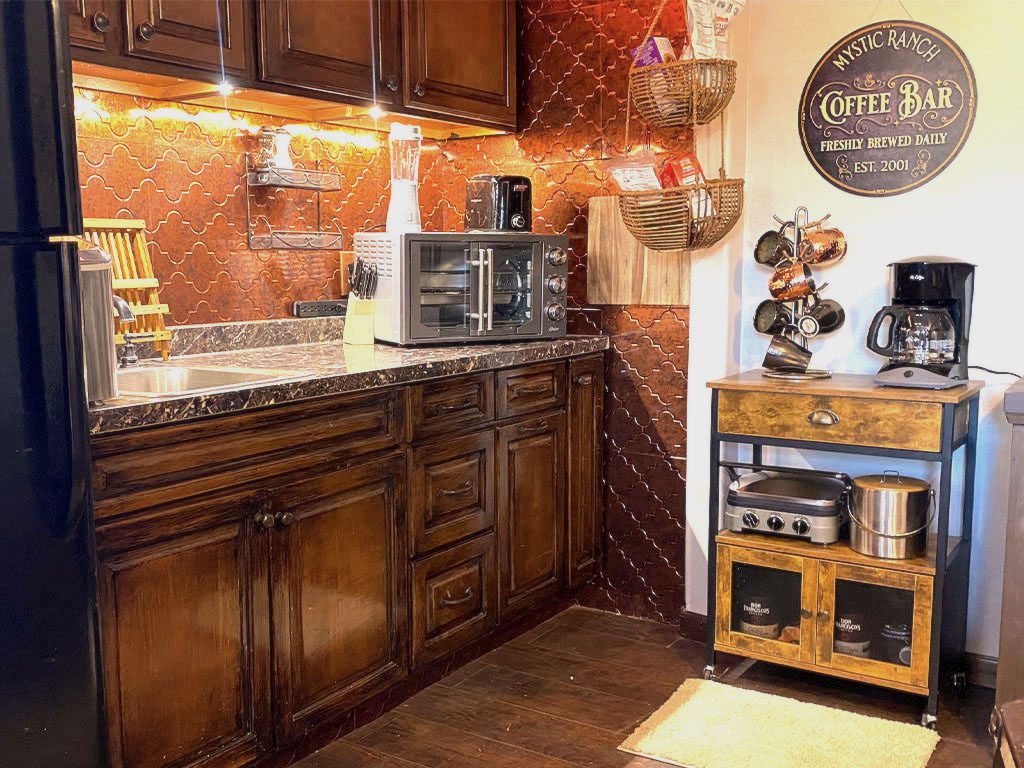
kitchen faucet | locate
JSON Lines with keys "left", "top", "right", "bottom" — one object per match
{"left": 112, "top": 294, "right": 141, "bottom": 367}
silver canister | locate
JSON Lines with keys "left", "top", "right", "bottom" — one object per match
{"left": 849, "top": 471, "right": 934, "bottom": 559}
{"left": 78, "top": 245, "right": 118, "bottom": 404}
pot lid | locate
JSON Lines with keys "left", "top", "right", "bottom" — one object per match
{"left": 853, "top": 472, "right": 930, "bottom": 492}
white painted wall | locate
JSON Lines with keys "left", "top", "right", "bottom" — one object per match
{"left": 685, "top": 0, "right": 1024, "bottom": 658}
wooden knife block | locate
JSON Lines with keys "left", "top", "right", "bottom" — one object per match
{"left": 586, "top": 196, "right": 691, "bottom": 306}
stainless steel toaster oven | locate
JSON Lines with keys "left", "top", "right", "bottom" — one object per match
{"left": 352, "top": 232, "right": 569, "bottom": 345}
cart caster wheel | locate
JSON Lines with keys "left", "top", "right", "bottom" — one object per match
{"left": 921, "top": 713, "right": 938, "bottom": 730}
{"left": 702, "top": 665, "right": 717, "bottom": 681}
{"left": 951, "top": 671, "right": 968, "bottom": 697}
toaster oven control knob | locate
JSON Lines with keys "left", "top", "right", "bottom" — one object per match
{"left": 547, "top": 276, "right": 567, "bottom": 294}
{"left": 547, "top": 247, "right": 567, "bottom": 266}
{"left": 792, "top": 518, "right": 811, "bottom": 536}
{"left": 766, "top": 515, "right": 785, "bottom": 532}
{"left": 546, "top": 303, "right": 566, "bottom": 322}
{"left": 511, "top": 213, "right": 527, "bottom": 229}
{"left": 741, "top": 511, "right": 760, "bottom": 529}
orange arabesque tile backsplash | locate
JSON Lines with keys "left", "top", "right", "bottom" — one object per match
{"left": 75, "top": 0, "right": 694, "bottom": 625}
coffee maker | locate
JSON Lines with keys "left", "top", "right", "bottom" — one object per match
{"left": 867, "top": 258, "right": 975, "bottom": 389}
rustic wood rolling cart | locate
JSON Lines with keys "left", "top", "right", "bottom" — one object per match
{"left": 704, "top": 372, "right": 983, "bottom": 727}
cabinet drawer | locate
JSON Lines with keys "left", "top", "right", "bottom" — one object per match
{"left": 716, "top": 390, "right": 942, "bottom": 452}
{"left": 410, "top": 372, "right": 494, "bottom": 440}
{"left": 411, "top": 534, "right": 497, "bottom": 667}
{"left": 497, "top": 362, "right": 566, "bottom": 420}
{"left": 410, "top": 431, "right": 495, "bottom": 555}
{"left": 92, "top": 388, "right": 404, "bottom": 519}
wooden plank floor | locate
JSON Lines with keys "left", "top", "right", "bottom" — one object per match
{"left": 294, "top": 607, "right": 994, "bottom": 768}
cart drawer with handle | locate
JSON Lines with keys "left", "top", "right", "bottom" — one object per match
{"left": 497, "top": 361, "right": 565, "bottom": 419}
{"left": 716, "top": 390, "right": 943, "bottom": 453}
{"left": 409, "top": 372, "right": 495, "bottom": 440}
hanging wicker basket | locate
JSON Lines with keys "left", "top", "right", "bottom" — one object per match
{"left": 629, "top": 58, "right": 737, "bottom": 127}
{"left": 616, "top": 0, "right": 745, "bottom": 251}
{"left": 618, "top": 179, "right": 744, "bottom": 251}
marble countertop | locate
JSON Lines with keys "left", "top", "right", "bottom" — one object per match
{"left": 89, "top": 335, "right": 609, "bottom": 436}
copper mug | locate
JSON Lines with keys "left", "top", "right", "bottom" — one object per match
{"left": 798, "top": 228, "right": 847, "bottom": 265}
{"left": 769, "top": 260, "right": 818, "bottom": 301}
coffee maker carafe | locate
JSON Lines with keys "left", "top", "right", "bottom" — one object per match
{"left": 867, "top": 258, "right": 975, "bottom": 389}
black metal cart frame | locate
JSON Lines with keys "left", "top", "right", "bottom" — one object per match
{"left": 704, "top": 389, "right": 981, "bottom": 728}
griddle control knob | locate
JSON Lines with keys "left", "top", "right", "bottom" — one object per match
{"left": 766, "top": 515, "right": 785, "bottom": 532}
{"left": 792, "top": 518, "right": 811, "bottom": 536}
{"left": 741, "top": 511, "right": 760, "bottom": 528}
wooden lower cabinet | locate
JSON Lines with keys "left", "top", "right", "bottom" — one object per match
{"left": 269, "top": 456, "right": 407, "bottom": 742}
{"left": 497, "top": 411, "right": 566, "bottom": 619}
{"left": 97, "top": 495, "right": 271, "bottom": 768}
{"left": 93, "top": 356, "right": 604, "bottom": 768}
{"left": 567, "top": 355, "right": 604, "bottom": 587}
{"left": 715, "top": 537, "right": 935, "bottom": 694}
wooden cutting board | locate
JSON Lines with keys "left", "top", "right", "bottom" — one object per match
{"left": 586, "top": 196, "right": 690, "bottom": 305}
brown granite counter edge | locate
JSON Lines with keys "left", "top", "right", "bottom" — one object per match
{"left": 89, "top": 337, "right": 609, "bottom": 436}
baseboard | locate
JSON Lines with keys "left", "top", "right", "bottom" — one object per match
{"left": 679, "top": 610, "right": 707, "bottom": 642}
{"left": 968, "top": 653, "right": 998, "bottom": 690}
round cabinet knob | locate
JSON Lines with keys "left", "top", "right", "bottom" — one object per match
{"left": 546, "top": 303, "right": 566, "bottom": 322}
{"left": 510, "top": 213, "right": 527, "bottom": 229}
{"left": 385, "top": 75, "right": 399, "bottom": 92}
{"left": 92, "top": 11, "right": 111, "bottom": 33}
{"left": 792, "top": 517, "right": 811, "bottom": 536}
{"left": 254, "top": 512, "right": 275, "bottom": 530}
{"left": 413, "top": 82, "right": 426, "bottom": 97}
{"left": 546, "top": 276, "right": 566, "bottom": 294}
{"left": 136, "top": 21, "right": 156, "bottom": 41}
{"left": 275, "top": 511, "right": 295, "bottom": 527}
{"left": 741, "top": 511, "right": 760, "bottom": 529}
{"left": 547, "top": 247, "right": 567, "bottom": 266}
{"left": 766, "top": 515, "right": 785, "bottom": 532}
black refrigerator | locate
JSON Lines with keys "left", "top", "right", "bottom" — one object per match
{"left": 0, "top": 2, "right": 106, "bottom": 767}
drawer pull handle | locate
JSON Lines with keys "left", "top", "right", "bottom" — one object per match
{"left": 517, "top": 419, "right": 549, "bottom": 435}
{"left": 433, "top": 397, "right": 473, "bottom": 414}
{"left": 573, "top": 373, "right": 594, "bottom": 386}
{"left": 439, "top": 586, "right": 474, "bottom": 607}
{"left": 806, "top": 409, "right": 840, "bottom": 426}
{"left": 514, "top": 382, "right": 550, "bottom": 396}
{"left": 438, "top": 481, "right": 473, "bottom": 498}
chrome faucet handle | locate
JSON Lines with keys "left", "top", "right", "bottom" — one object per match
{"left": 119, "top": 333, "right": 145, "bottom": 367}
{"left": 112, "top": 294, "right": 136, "bottom": 323}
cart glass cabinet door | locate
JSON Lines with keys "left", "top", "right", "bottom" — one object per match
{"left": 715, "top": 545, "right": 817, "bottom": 664}
{"left": 816, "top": 561, "right": 933, "bottom": 690}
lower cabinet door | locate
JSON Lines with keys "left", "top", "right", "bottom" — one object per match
{"left": 715, "top": 544, "right": 818, "bottom": 664}
{"left": 97, "top": 512, "right": 271, "bottom": 768}
{"left": 270, "top": 456, "right": 408, "bottom": 741}
{"left": 567, "top": 355, "right": 603, "bottom": 588}
{"left": 816, "top": 561, "right": 933, "bottom": 690}
{"left": 411, "top": 533, "right": 497, "bottom": 667}
{"left": 497, "top": 412, "right": 566, "bottom": 619}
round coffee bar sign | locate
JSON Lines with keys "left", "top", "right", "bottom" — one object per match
{"left": 799, "top": 21, "right": 977, "bottom": 197}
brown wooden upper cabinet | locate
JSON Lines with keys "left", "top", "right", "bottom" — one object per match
{"left": 124, "top": 0, "right": 250, "bottom": 74}
{"left": 65, "top": 0, "right": 119, "bottom": 52}
{"left": 257, "top": 0, "right": 400, "bottom": 104}
{"left": 401, "top": 0, "right": 516, "bottom": 128}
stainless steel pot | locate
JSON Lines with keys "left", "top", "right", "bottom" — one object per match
{"left": 850, "top": 471, "right": 934, "bottom": 559}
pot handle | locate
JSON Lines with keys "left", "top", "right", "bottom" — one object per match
{"left": 849, "top": 489, "right": 936, "bottom": 538}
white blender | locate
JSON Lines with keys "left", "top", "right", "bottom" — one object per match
{"left": 386, "top": 122, "right": 422, "bottom": 233}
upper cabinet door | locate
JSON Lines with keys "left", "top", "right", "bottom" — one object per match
{"left": 65, "top": 0, "right": 118, "bottom": 52}
{"left": 125, "top": 0, "right": 249, "bottom": 74}
{"left": 401, "top": 0, "right": 516, "bottom": 129}
{"left": 258, "top": 0, "right": 401, "bottom": 103}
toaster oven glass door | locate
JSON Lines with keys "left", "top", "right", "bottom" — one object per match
{"left": 478, "top": 242, "right": 542, "bottom": 337}
{"left": 409, "top": 241, "right": 482, "bottom": 339}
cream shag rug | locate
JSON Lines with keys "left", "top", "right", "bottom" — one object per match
{"left": 619, "top": 679, "right": 940, "bottom": 768}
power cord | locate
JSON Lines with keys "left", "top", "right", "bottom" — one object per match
{"left": 969, "top": 365, "right": 1022, "bottom": 379}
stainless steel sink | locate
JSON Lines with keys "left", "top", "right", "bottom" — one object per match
{"left": 117, "top": 365, "right": 306, "bottom": 398}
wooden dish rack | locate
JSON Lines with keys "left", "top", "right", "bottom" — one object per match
{"left": 82, "top": 218, "right": 172, "bottom": 361}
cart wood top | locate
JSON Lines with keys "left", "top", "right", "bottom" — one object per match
{"left": 707, "top": 370, "right": 983, "bottom": 404}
